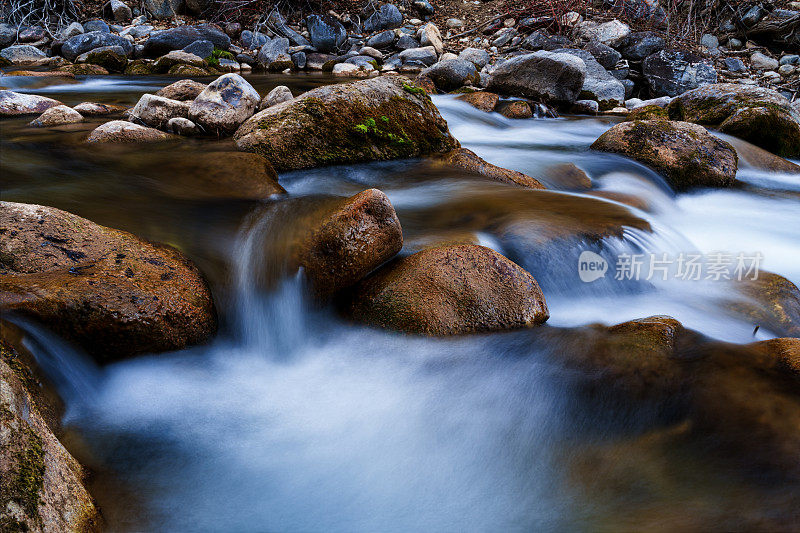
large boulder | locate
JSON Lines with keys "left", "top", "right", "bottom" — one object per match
{"left": 0, "top": 202, "right": 217, "bottom": 361}
{"left": 306, "top": 14, "right": 346, "bottom": 53}
{"left": 129, "top": 93, "right": 190, "bottom": 129}
{"left": 487, "top": 51, "right": 586, "bottom": 105}
{"left": 0, "top": 91, "right": 61, "bottom": 117}
{"left": 143, "top": 24, "right": 230, "bottom": 58}
{"left": 1, "top": 341, "right": 101, "bottom": 532}
{"left": 75, "top": 45, "right": 128, "bottom": 72}
{"left": 256, "top": 37, "right": 293, "bottom": 71}
{"left": 576, "top": 19, "right": 631, "bottom": 47}
{"left": 259, "top": 85, "right": 293, "bottom": 109}
{"left": 143, "top": 0, "right": 183, "bottom": 19}
{"left": 155, "top": 79, "right": 207, "bottom": 101}
{"left": 591, "top": 120, "right": 738, "bottom": 191}
{"left": 341, "top": 244, "right": 549, "bottom": 335}
{"left": 363, "top": 3, "right": 403, "bottom": 32}
{"left": 458, "top": 47, "right": 490, "bottom": 69}
{"left": 61, "top": 30, "right": 133, "bottom": 62}
{"left": 152, "top": 50, "right": 205, "bottom": 73}
{"left": 188, "top": 73, "right": 260, "bottom": 134}
{"left": 420, "top": 59, "right": 479, "bottom": 92}
{"left": 234, "top": 76, "right": 458, "bottom": 171}
{"left": 0, "top": 44, "right": 49, "bottom": 66}
{"left": 297, "top": 189, "right": 403, "bottom": 298}
{"left": 554, "top": 48, "right": 625, "bottom": 110}
{"left": 85, "top": 120, "right": 176, "bottom": 143}
{"left": 667, "top": 83, "right": 800, "bottom": 158}
{"left": 642, "top": 49, "right": 717, "bottom": 97}
{"left": 28, "top": 105, "right": 83, "bottom": 127}
{"left": 435, "top": 148, "right": 545, "bottom": 189}
{"left": 620, "top": 31, "right": 665, "bottom": 60}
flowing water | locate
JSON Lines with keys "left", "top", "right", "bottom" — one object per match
{"left": 2, "top": 73, "right": 800, "bottom": 531}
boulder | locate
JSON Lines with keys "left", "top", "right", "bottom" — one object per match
{"left": 76, "top": 45, "right": 128, "bottom": 72}
{"left": 667, "top": 83, "right": 800, "bottom": 158}
{"left": 56, "top": 63, "right": 110, "bottom": 75}
{"left": 458, "top": 47, "right": 490, "bottom": 69}
{"left": 0, "top": 44, "right": 49, "bottom": 66}
{"left": 104, "top": 0, "right": 132, "bottom": 21}
{"left": 152, "top": 50, "right": 205, "bottom": 73}
{"left": 188, "top": 73, "right": 260, "bottom": 134}
{"left": 0, "top": 202, "right": 216, "bottom": 361}
{"left": 0, "top": 22, "right": 16, "bottom": 47}
{"left": 420, "top": 59, "right": 479, "bottom": 92}
{"left": 417, "top": 23, "right": 443, "bottom": 55}
{"left": 143, "top": 0, "right": 183, "bottom": 19}
{"left": 363, "top": 3, "right": 404, "bottom": 32}
{"left": 259, "top": 85, "right": 293, "bottom": 109}
{"left": 487, "top": 51, "right": 586, "bottom": 105}
{"left": 591, "top": 120, "right": 738, "bottom": 191}
{"left": 306, "top": 14, "right": 346, "bottom": 53}
{"left": 183, "top": 39, "right": 214, "bottom": 59}
{"left": 555, "top": 48, "right": 625, "bottom": 110}
{"left": 297, "top": 189, "right": 402, "bottom": 298}
{"left": 435, "top": 147, "right": 545, "bottom": 189}
{"left": 28, "top": 105, "right": 83, "bottom": 127}
{"left": 143, "top": 24, "right": 230, "bottom": 57}
{"left": 17, "top": 25, "right": 47, "bottom": 42}
{"left": 257, "top": 37, "right": 293, "bottom": 71}
{"left": 155, "top": 79, "right": 207, "bottom": 101}
{"left": 366, "top": 30, "right": 395, "bottom": 49}
{"left": 399, "top": 46, "right": 438, "bottom": 67}
{"left": 129, "top": 93, "right": 190, "bottom": 129}
{"left": 0, "top": 91, "right": 61, "bottom": 117}
{"left": 586, "top": 41, "right": 621, "bottom": 69}
{"left": 234, "top": 76, "right": 458, "bottom": 171}
{"left": 456, "top": 91, "right": 499, "bottom": 112}
{"left": 240, "top": 30, "right": 268, "bottom": 49}
{"left": 61, "top": 30, "right": 133, "bottom": 62}
{"left": 73, "top": 101, "right": 128, "bottom": 116}
{"left": 85, "top": 120, "right": 176, "bottom": 143}
{"left": 1, "top": 342, "right": 101, "bottom": 532}
{"left": 82, "top": 19, "right": 109, "bottom": 33}
{"left": 342, "top": 244, "right": 549, "bottom": 335}
{"left": 396, "top": 34, "right": 420, "bottom": 51}
{"left": 642, "top": 49, "right": 717, "bottom": 97}
{"left": 727, "top": 272, "right": 800, "bottom": 338}
{"left": 60, "top": 22, "right": 84, "bottom": 39}
{"left": 620, "top": 31, "right": 665, "bottom": 60}
{"left": 577, "top": 19, "right": 631, "bottom": 47}
{"left": 267, "top": 11, "right": 311, "bottom": 47}
{"left": 522, "top": 30, "right": 571, "bottom": 51}
{"left": 497, "top": 100, "right": 533, "bottom": 119}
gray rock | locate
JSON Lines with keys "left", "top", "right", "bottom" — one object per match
{"left": 421, "top": 58, "right": 479, "bottom": 92}
{"left": 75, "top": 45, "right": 128, "bottom": 72}
{"left": 724, "top": 57, "right": 747, "bottom": 72}
{"left": 418, "top": 23, "right": 443, "bottom": 55}
{"left": 0, "top": 44, "right": 48, "bottom": 66}
{"left": 268, "top": 11, "right": 311, "bottom": 47}
{"left": 399, "top": 46, "right": 437, "bottom": 66}
{"left": 780, "top": 54, "right": 800, "bottom": 65}
{"left": 345, "top": 55, "right": 377, "bottom": 68}
{"left": 129, "top": 93, "right": 190, "bottom": 129}
{"left": 555, "top": 48, "right": 625, "bottom": 109}
{"left": 0, "top": 23, "right": 16, "bottom": 47}
{"left": 143, "top": 0, "right": 183, "bottom": 19}
{"left": 240, "top": 30, "right": 268, "bottom": 49}
{"left": 237, "top": 53, "right": 256, "bottom": 66}
{"left": 577, "top": 19, "right": 630, "bottom": 48}
{"left": 492, "top": 28, "right": 517, "bottom": 47}
{"left": 143, "top": 24, "right": 230, "bottom": 57}
{"left": 306, "top": 14, "right": 346, "bottom": 53}
{"left": 621, "top": 32, "right": 665, "bottom": 60}
{"left": 586, "top": 41, "right": 621, "bottom": 69}
{"left": 742, "top": 5, "right": 766, "bottom": 26}
{"left": 257, "top": 37, "right": 292, "bottom": 70}
{"left": 260, "top": 85, "right": 293, "bottom": 109}
{"left": 396, "top": 35, "right": 419, "bottom": 50}
{"left": 363, "top": 3, "right": 403, "bottom": 32}
{"left": 62, "top": 30, "right": 133, "bottom": 61}
{"left": 61, "top": 22, "right": 84, "bottom": 40}
{"left": 86, "top": 120, "right": 175, "bottom": 142}
{"left": 105, "top": 0, "right": 132, "bottom": 21}
{"left": 18, "top": 25, "right": 46, "bottom": 42}
{"left": 458, "top": 47, "right": 490, "bottom": 69}
{"left": 292, "top": 51, "right": 306, "bottom": 69}
{"left": 359, "top": 46, "right": 383, "bottom": 59}
{"left": 0, "top": 90, "right": 61, "bottom": 116}
{"left": 751, "top": 51, "right": 779, "bottom": 70}
{"left": 29, "top": 104, "right": 83, "bottom": 127}
{"left": 700, "top": 33, "right": 718, "bottom": 50}
{"left": 183, "top": 39, "right": 214, "bottom": 58}
{"left": 522, "top": 30, "right": 571, "bottom": 51}
{"left": 642, "top": 49, "right": 717, "bottom": 97}
{"left": 83, "top": 19, "right": 110, "bottom": 33}
{"left": 166, "top": 116, "right": 201, "bottom": 135}
{"left": 487, "top": 51, "right": 587, "bottom": 105}
{"left": 728, "top": 38, "right": 743, "bottom": 50}
{"left": 572, "top": 99, "right": 599, "bottom": 114}
{"left": 188, "top": 73, "right": 260, "bottom": 134}
{"left": 621, "top": 79, "right": 634, "bottom": 98}
{"left": 156, "top": 79, "right": 207, "bottom": 101}
{"left": 367, "top": 30, "right": 395, "bottom": 49}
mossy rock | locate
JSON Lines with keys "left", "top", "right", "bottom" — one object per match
{"left": 123, "top": 59, "right": 153, "bottom": 75}
{"left": 56, "top": 63, "right": 110, "bottom": 75}
{"left": 168, "top": 64, "right": 213, "bottom": 76}
{"left": 627, "top": 104, "right": 668, "bottom": 121}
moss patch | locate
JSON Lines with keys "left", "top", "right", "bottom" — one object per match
{"left": 402, "top": 82, "right": 428, "bottom": 98}
{"left": 13, "top": 427, "right": 45, "bottom": 518}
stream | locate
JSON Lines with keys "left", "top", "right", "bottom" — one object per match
{"left": 2, "top": 73, "right": 799, "bottom": 531}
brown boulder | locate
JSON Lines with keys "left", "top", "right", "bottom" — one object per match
{"left": 342, "top": 244, "right": 549, "bottom": 335}
{"left": 727, "top": 272, "right": 800, "bottom": 337}
{"left": 591, "top": 120, "right": 738, "bottom": 191}
{"left": 0, "top": 91, "right": 61, "bottom": 117}
{"left": 455, "top": 91, "right": 499, "bottom": 112}
{"left": 155, "top": 79, "right": 208, "bottom": 101}
{"left": 0, "top": 202, "right": 217, "bottom": 362}
{"left": 435, "top": 147, "right": 545, "bottom": 189}
{"left": 85, "top": 120, "right": 176, "bottom": 143}
{"left": 28, "top": 105, "right": 83, "bottom": 127}
{"left": 72, "top": 102, "right": 128, "bottom": 117}
{"left": 497, "top": 100, "right": 533, "bottom": 119}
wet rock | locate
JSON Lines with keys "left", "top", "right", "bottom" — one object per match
{"left": 129, "top": 93, "right": 190, "bottom": 129}
{"left": 153, "top": 50, "right": 205, "bottom": 72}
{"left": 363, "top": 3, "right": 403, "bottom": 32}
{"left": 458, "top": 47, "right": 490, "bottom": 69}
{"left": 1, "top": 342, "right": 101, "bottom": 532}
{"left": 143, "top": 0, "right": 183, "bottom": 19}
{"left": 342, "top": 244, "right": 549, "bottom": 335}
{"left": 56, "top": 63, "right": 110, "bottom": 75}
{"left": 296, "top": 189, "right": 402, "bottom": 298}
{"left": 0, "top": 91, "right": 61, "bottom": 117}
{"left": 435, "top": 147, "right": 545, "bottom": 189}
{"left": 418, "top": 23, "right": 443, "bottom": 55}
{"left": 586, "top": 41, "right": 621, "bottom": 70}
{"left": 456, "top": 91, "right": 499, "bottom": 112}
{"left": 85, "top": 120, "right": 176, "bottom": 143}
{"left": 76, "top": 45, "right": 128, "bottom": 72}
{"left": 188, "top": 73, "right": 260, "bottom": 134}
{"left": 259, "top": 85, "right": 293, "bottom": 110}
{"left": 725, "top": 136, "right": 800, "bottom": 173}
{"left": 621, "top": 32, "right": 665, "bottom": 61}
{"left": 420, "top": 59, "right": 479, "bottom": 92}
{"left": 143, "top": 24, "right": 230, "bottom": 57}
{"left": 0, "top": 44, "right": 50, "bottom": 67}
{"left": 0, "top": 202, "right": 216, "bottom": 361}
{"left": 306, "top": 14, "right": 346, "bottom": 53}
{"left": 727, "top": 272, "right": 800, "bottom": 337}
{"left": 28, "top": 105, "right": 83, "bottom": 127}
{"left": 497, "top": 100, "right": 533, "bottom": 119}
{"left": 166, "top": 116, "right": 201, "bottom": 136}
{"left": 555, "top": 48, "right": 625, "bottom": 110}
{"left": 642, "top": 49, "right": 717, "bottom": 97}
{"left": 577, "top": 19, "right": 630, "bottom": 48}
{"left": 487, "top": 51, "right": 587, "bottom": 105}
{"left": 366, "top": 30, "right": 395, "bottom": 49}
{"left": 257, "top": 37, "right": 293, "bottom": 71}
{"left": 591, "top": 120, "right": 738, "bottom": 191}
{"left": 235, "top": 76, "right": 458, "bottom": 171}
{"left": 73, "top": 102, "right": 127, "bottom": 117}
{"left": 61, "top": 30, "right": 133, "bottom": 62}
{"left": 541, "top": 162, "right": 592, "bottom": 189}
{"left": 155, "top": 79, "right": 207, "bottom": 101}
{"left": 667, "top": 83, "right": 800, "bottom": 157}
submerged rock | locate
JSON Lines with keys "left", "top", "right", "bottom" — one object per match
{"left": 28, "top": 105, "right": 83, "bottom": 127}
{"left": 667, "top": 83, "right": 800, "bottom": 158}
{"left": 591, "top": 120, "right": 738, "bottom": 191}
{"left": 434, "top": 148, "right": 545, "bottom": 189}
{"left": 0, "top": 91, "right": 62, "bottom": 117}
{"left": 727, "top": 272, "right": 800, "bottom": 337}
{"left": 85, "top": 120, "right": 176, "bottom": 143}
{"left": 297, "top": 189, "right": 403, "bottom": 298}
{"left": 0, "top": 202, "right": 217, "bottom": 361}
{"left": 188, "top": 73, "right": 260, "bottom": 134}
{"left": 234, "top": 76, "right": 458, "bottom": 171}
{"left": 342, "top": 244, "right": 549, "bottom": 335}
{"left": 487, "top": 51, "right": 586, "bottom": 105}
{"left": 155, "top": 79, "right": 207, "bottom": 101}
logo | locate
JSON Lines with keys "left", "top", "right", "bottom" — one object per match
{"left": 578, "top": 251, "right": 608, "bottom": 282}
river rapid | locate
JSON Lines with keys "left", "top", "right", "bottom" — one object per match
{"left": 2, "top": 73, "right": 799, "bottom": 531}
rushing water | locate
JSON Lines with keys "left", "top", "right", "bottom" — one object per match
{"left": 2, "top": 73, "right": 800, "bottom": 531}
